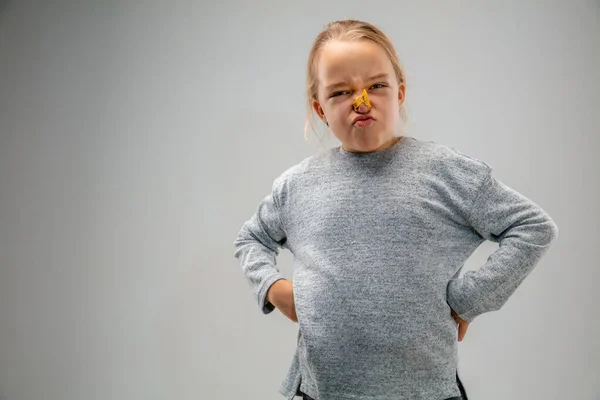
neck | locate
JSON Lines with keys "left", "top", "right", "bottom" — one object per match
{"left": 342, "top": 136, "right": 402, "bottom": 154}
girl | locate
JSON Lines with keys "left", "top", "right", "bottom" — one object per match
{"left": 234, "top": 20, "right": 558, "bottom": 400}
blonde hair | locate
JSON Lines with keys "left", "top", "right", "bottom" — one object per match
{"left": 304, "top": 20, "right": 409, "bottom": 148}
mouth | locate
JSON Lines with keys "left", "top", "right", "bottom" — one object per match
{"left": 353, "top": 116, "right": 375, "bottom": 127}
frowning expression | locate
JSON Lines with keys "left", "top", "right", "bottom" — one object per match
{"left": 312, "top": 39, "right": 405, "bottom": 153}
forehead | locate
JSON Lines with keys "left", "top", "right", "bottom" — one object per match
{"left": 316, "top": 40, "right": 393, "bottom": 85}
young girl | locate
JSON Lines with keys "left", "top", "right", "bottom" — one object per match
{"left": 234, "top": 20, "right": 558, "bottom": 400}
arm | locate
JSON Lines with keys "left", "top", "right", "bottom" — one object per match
{"left": 446, "top": 169, "right": 559, "bottom": 322}
{"left": 233, "top": 178, "right": 288, "bottom": 314}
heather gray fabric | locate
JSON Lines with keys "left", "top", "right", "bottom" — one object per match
{"left": 233, "top": 135, "right": 558, "bottom": 400}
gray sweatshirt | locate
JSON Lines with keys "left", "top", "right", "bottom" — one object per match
{"left": 233, "top": 136, "right": 558, "bottom": 400}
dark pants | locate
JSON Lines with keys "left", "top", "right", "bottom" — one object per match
{"left": 299, "top": 372, "right": 468, "bottom": 400}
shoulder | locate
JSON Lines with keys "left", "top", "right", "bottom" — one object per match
{"left": 272, "top": 155, "right": 311, "bottom": 188}
{"left": 270, "top": 147, "right": 338, "bottom": 206}
{"left": 410, "top": 137, "right": 492, "bottom": 183}
{"left": 273, "top": 147, "right": 334, "bottom": 186}
{"left": 270, "top": 153, "right": 315, "bottom": 202}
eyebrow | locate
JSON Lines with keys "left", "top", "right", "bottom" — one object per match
{"left": 325, "top": 73, "right": 390, "bottom": 91}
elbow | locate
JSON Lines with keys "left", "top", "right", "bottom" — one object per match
{"left": 546, "top": 217, "right": 559, "bottom": 245}
{"left": 233, "top": 223, "right": 252, "bottom": 257}
{"left": 529, "top": 204, "right": 559, "bottom": 247}
{"left": 510, "top": 210, "right": 559, "bottom": 249}
{"left": 537, "top": 211, "right": 559, "bottom": 247}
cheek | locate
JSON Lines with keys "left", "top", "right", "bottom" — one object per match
{"left": 372, "top": 90, "right": 396, "bottom": 104}
{"left": 328, "top": 100, "right": 352, "bottom": 120}
{"left": 337, "top": 97, "right": 355, "bottom": 110}
{"left": 376, "top": 93, "right": 400, "bottom": 114}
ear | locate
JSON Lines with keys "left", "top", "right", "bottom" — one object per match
{"left": 312, "top": 99, "right": 325, "bottom": 119}
{"left": 397, "top": 84, "right": 406, "bottom": 107}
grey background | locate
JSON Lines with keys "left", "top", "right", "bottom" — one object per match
{"left": 0, "top": 1, "right": 598, "bottom": 399}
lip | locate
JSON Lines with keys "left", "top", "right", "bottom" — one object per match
{"left": 352, "top": 115, "right": 375, "bottom": 125}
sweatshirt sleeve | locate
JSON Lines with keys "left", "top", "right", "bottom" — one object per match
{"left": 233, "top": 177, "right": 288, "bottom": 314}
{"left": 446, "top": 168, "right": 559, "bottom": 322}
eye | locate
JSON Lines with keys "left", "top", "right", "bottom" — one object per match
{"left": 330, "top": 91, "right": 350, "bottom": 98}
{"left": 369, "top": 83, "right": 387, "bottom": 89}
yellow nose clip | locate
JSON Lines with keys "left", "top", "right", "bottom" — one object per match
{"left": 352, "top": 89, "right": 372, "bottom": 110}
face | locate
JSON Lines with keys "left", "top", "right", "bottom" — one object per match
{"left": 312, "top": 39, "right": 405, "bottom": 153}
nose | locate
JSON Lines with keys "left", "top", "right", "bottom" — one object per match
{"left": 354, "top": 103, "right": 370, "bottom": 113}
{"left": 352, "top": 89, "right": 372, "bottom": 113}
